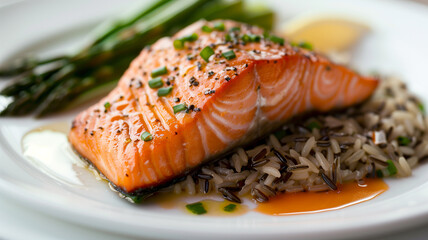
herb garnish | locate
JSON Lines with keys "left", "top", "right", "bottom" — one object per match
{"left": 186, "top": 202, "right": 207, "bottom": 215}
{"left": 151, "top": 66, "right": 168, "bottom": 78}
{"left": 141, "top": 131, "right": 153, "bottom": 142}
{"left": 200, "top": 46, "right": 215, "bottom": 62}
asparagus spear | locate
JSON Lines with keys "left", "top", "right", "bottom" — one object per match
{"left": 0, "top": 1, "right": 172, "bottom": 77}
{"left": 0, "top": 56, "right": 68, "bottom": 78}
{"left": 35, "top": 55, "right": 134, "bottom": 116}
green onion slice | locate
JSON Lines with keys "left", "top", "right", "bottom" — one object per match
{"left": 200, "top": 46, "right": 215, "bottom": 62}
{"left": 249, "top": 34, "right": 261, "bottom": 42}
{"left": 274, "top": 129, "right": 288, "bottom": 141}
{"left": 222, "top": 50, "right": 236, "bottom": 60}
{"left": 269, "top": 35, "right": 285, "bottom": 45}
{"left": 151, "top": 66, "right": 168, "bottom": 78}
{"left": 418, "top": 103, "right": 425, "bottom": 113}
{"left": 173, "top": 33, "right": 198, "bottom": 49}
{"left": 173, "top": 103, "right": 187, "bottom": 114}
{"left": 129, "top": 196, "right": 143, "bottom": 204}
{"left": 377, "top": 160, "right": 398, "bottom": 178}
{"left": 241, "top": 34, "right": 251, "bottom": 43}
{"left": 242, "top": 34, "right": 261, "bottom": 43}
{"left": 307, "top": 121, "right": 321, "bottom": 131}
{"left": 173, "top": 39, "right": 184, "bottom": 49}
{"left": 148, "top": 77, "right": 164, "bottom": 89}
{"left": 201, "top": 25, "right": 212, "bottom": 33}
{"left": 376, "top": 169, "right": 384, "bottom": 178}
{"left": 141, "top": 131, "right": 153, "bottom": 142}
{"left": 298, "top": 41, "right": 313, "bottom": 51}
{"left": 104, "top": 102, "right": 111, "bottom": 109}
{"left": 157, "top": 86, "right": 173, "bottom": 97}
{"left": 186, "top": 202, "right": 207, "bottom": 215}
{"left": 263, "top": 31, "right": 270, "bottom": 38}
{"left": 181, "top": 33, "right": 198, "bottom": 42}
{"left": 213, "top": 22, "right": 225, "bottom": 31}
{"left": 397, "top": 136, "right": 411, "bottom": 146}
{"left": 387, "top": 160, "right": 398, "bottom": 175}
{"left": 223, "top": 204, "right": 237, "bottom": 212}
{"left": 229, "top": 26, "right": 240, "bottom": 32}
{"left": 225, "top": 34, "right": 232, "bottom": 42}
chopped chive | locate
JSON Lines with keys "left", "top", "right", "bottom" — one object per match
{"left": 418, "top": 103, "right": 425, "bottom": 114}
{"left": 200, "top": 46, "right": 215, "bottom": 62}
{"left": 173, "top": 33, "right": 198, "bottom": 49}
{"left": 173, "top": 39, "right": 184, "bottom": 49}
{"left": 377, "top": 160, "right": 398, "bottom": 178}
{"left": 269, "top": 35, "right": 285, "bottom": 45}
{"left": 249, "top": 34, "right": 261, "bottom": 42}
{"left": 104, "top": 102, "right": 111, "bottom": 109}
{"left": 241, "top": 34, "right": 262, "bottom": 42}
{"left": 307, "top": 121, "right": 321, "bottom": 131}
{"left": 151, "top": 66, "right": 168, "bottom": 78}
{"left": 222, "top": 50, "right": 236, "bottom": 60}
{"left": 157, "top": 86, "right": 173, "bottom": 97}
{"left": 263, "top": 31, "right": 270, "bottom": 39}
{"left": 242, "top": 34, "right": 261, "bottom": 43}
{"left": 201, "top": 25, "right": 212, "bottom": 33}
{"left": 298, "top": 41, "right": 313, "bottom": 51}
{"left": 229, "top": 26, "right": 240, "bottom": 32}
{"left": 376, "top": 169, "right": 384, "bottom": 178}
{"left": 173, "top": 103, "right": 187, "bottom": 114}
{"left": 148, "top": 77, "right": 163, "bottom": 89}
{"left": 387, "top": 160, "right": 398, "bottom": 176}
{"left": 223, "top": 204, "right": 237, "bottom": 212}
{"left": 241, "top": 34, "right": 251, "bottom": 43}
{"left": 213, "top": 22, "right": 225, "bottom": 31}
{"left": 128, "top": 195, "right": 143, "bottom": 204}
{"left": 397, "top": 136, "right": 411, "bottom": 146}
{"left": 274, "top": 129, "right": 287, "bottom": 141}
{"left": 225, "top": 34, "right": 232, "bottom": 42}
{"left": 141, "top": 131, "right": 153, "bottom": 142}
{"left": 181, "top": 33, "right": 198, "bottom": 42}
{"left": 186, "top": 202, "right": 207, "bottom": 215}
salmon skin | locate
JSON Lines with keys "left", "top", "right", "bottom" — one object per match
{"left": 69, "top": 20, "right": 378, "bottom": 199}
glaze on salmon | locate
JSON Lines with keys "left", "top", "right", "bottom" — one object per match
{"left": 69, "top": 20, "right": 378, "bottom": 197}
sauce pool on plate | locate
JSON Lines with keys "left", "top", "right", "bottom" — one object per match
{"left": 21, "top": 122, "right": 85, "bottom": 185}
{"left": 256, "top": 178, "right": 388, "bottom": 216}
{"left": 149, "top": 178, "right": 388, "bottom": 216}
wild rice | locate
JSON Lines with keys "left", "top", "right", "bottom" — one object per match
{"left": 320, "top": 170, "right": 338, "bottom": 190}
{"left": 398, "top": 156, "right": 412, "bottom": 177}
{"left": 164, "top": 76, "right": 426, "bottom": 203}
{"left": 219, "top": 187, "right": 241, "bottom": 203}
{"left": 330, "top": 138, "right": 341, "bottom": 154}
{"left": 301, "top": 136, "right": 316, "bottom": 157}
{"left": 315, "top": 151, "right": 330, "bottom": 171}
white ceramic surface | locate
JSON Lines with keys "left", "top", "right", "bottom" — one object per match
{"left": 0, "top": 0, "right": 428, "bottom": 239}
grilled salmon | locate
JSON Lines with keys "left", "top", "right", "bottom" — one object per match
{"left": 69, "top": 20, "right": 378, "bottom": 198}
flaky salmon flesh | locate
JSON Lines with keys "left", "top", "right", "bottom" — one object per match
{"left": 69, "top": 20, "right": 378, "bottom": 198}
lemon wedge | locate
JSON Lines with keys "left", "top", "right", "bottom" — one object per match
{"left": 282, "top": 15, "right": 370, "bottom": 53}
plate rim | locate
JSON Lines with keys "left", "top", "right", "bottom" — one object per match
{"left": 1, "top": 0, "right": 428, "bottom": 239}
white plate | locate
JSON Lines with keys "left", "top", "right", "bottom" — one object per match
{"left": 1, "top": 0, "right": 428, "bottom": 239}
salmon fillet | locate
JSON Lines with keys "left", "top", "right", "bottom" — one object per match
{"left": 69, "top": 20, "right": 378, "bottom": 197}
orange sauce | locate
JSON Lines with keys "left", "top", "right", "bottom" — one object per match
{"left": 256, "top": 178, "right": 388, "bottom": 215}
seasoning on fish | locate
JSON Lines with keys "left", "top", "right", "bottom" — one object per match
{"left": 69, "top": 20, "right": 378, "bottom": 199}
